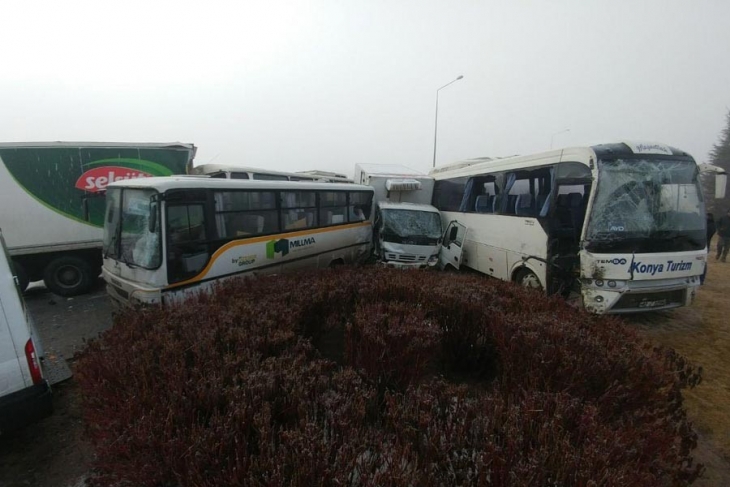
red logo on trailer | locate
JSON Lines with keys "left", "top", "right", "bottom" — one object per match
{"left": 75, "top": 166, "right": 154, "bottom": 193}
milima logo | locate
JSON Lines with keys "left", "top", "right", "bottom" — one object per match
{"left": 266, "top": 237, "right": 316, "bottom": 258}
{"left": 266, "top": 239, "right": 290, "bottom": 258}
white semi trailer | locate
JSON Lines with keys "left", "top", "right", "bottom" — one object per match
{"left": 0, "top": 142, "right": 196, "bottom": 295}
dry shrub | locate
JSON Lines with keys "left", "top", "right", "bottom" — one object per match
{"left": 77, "top": 267, "right": 703, "bottom": 486}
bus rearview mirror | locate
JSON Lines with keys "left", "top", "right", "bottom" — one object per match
{"left": 149, "top": 202, "right": 158, "bottom": 233}
{"left": 716, "top": 174, "right": 727, "bottom": 199}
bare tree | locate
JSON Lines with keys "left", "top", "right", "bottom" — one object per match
{"left": 703, "top": 110, "right": 730, "bottom": 214}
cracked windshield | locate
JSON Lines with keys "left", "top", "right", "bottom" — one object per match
{"left": 586, "top": 158, "right": 705, "bottom": 252}
{"left": 382, "top": 209, "right": 442, "bottom": 241}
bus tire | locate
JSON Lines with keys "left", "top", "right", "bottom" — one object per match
{"left": 515, "top": 268, "right": 542, "bottom": 290}
{"left": 13, "top": 260, "right": 30, "bottom": 293}
{"left": 43, "top": 256, "right": 94, "bottom": 297}
{"left": 329, "top": 259, "right": 345, "bottom": 268}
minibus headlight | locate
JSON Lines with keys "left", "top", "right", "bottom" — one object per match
{"left": 428, "top": 254, "right": 438, "bottom": 263}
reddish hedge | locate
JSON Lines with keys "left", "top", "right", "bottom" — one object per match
{"left": 77, "top": 267, "right": 703, "bottom": 486}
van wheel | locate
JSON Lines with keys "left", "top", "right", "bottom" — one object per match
{"left": 43, "top": 256, "right": 93, "bottom": 297}
{"left": 13, "top": 261, "right": 30, "bottom": 293}
{"left": 516, "top": 268, "right": 542, "bottom": 290}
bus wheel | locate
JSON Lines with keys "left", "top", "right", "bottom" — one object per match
{"left": 516, "top": 268, "right": 542, "bottom": 290}
{"left": 13, "top": 261, "right": 30, "bottom": 293}
{"left": 43, "top": 256, "right": 94, "bottom": 297}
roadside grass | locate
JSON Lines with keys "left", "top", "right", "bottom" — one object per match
{"left": 626, "top": 241, "right": 730, "bottom": 462}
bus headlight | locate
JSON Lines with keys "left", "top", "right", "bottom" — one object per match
{"left": 595, "top": 279, "right": 604, "bottom": 287}
{"left": 594, "top": 295, "right": 604, "bottom": 302}
{"left": 607, "top": 280, "right": 617, "bottom": 288}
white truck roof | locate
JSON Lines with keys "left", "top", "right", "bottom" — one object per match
{"left": 356, "top": 163, "right": 426, "bottom": 177}
{"left": 378, "top": 201, "right": 439, "bottom": 213}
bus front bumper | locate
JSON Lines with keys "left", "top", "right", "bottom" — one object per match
{"left": 582, "top": 276, "right": 700, "bottom": 314}
{"left": 102, "top": 268, "right": 162, "bottom": 309}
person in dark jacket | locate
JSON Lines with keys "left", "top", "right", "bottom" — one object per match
{"left": 707, "top": 213, "right": 716, "bottom": 245}
{"left": 702, "top": 213, "right": 716, "bottom": 284}
{"left": 717, "top": 209, "right": 730, "bottom": 262}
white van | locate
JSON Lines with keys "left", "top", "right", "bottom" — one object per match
{"left": 0, "top": 229, "right": 52, "bottom": 434}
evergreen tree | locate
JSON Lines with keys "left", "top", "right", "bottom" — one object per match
{"left": 705, "top": 109, "right": 730, "bottom": 215}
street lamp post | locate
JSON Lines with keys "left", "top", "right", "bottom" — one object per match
{"left": 550, "top": 128, "right": 570, "bottom": 150}
{"left": 432, "top": 75, "right": 464, "bottom": 168}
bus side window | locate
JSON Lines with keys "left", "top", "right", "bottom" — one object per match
{"left": 504, "top": 174, "right": 530, "bottom": 215}
{"left": 282, "top": 191, "right": 317, "bottom": 230}
{"left": 349, "top": 192, "right": 373, "bottom": 221}
{"left": 319, "top": 191, "right": 348, "bottom": 225}
{"left": 214, "top": 191, "right": 278, "bottom": 238}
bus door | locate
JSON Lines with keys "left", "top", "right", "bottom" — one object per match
{"left": 439, "top": 221, "right": 468, "bottom": 270}
{"left": 548, "top": 179, "right": 591, "bottom": 295}
{"left": 165, "top": 190, "right": 211, "bottom": 284}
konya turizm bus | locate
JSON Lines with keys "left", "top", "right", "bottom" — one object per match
{"left": 430, "top": 142, "right": 727, "bottom": 314}
{"left": 102, "top": 177, "right": 374, "bottom": 307}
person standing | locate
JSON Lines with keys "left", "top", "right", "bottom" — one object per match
{"left": 717, "top": 209, "right": 730, "bottom": 262}
{"left": 702, "top": 213, "right": 717, "bottom": 284}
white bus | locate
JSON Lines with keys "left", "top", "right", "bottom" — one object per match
{"left": 191, "top": 164, "right": 353, "bottom": 183}
{"left": 430, "top": 141, "right": 723, "bottom": 314}
{"left": 101, "top": 177, "right": 373, "bottom": 307}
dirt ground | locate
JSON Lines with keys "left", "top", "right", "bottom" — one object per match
{"left": 1, "top": 266, "right": 730, "bottom": 487}
{"left": 624, "top": 252, "right": 730, "bottom": 486}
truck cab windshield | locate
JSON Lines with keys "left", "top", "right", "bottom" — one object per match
{"left": 585, "top": 158, "right": 705, "bottom": 253}
{"left": 380, "top": 209, "right": 442, "bottom": 244}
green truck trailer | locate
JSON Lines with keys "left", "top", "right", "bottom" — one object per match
{"left": 0, "top": 142, "right": 196, "bottom": 295}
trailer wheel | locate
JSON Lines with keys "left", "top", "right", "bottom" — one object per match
{"left": 43, "top": 256, "right": 94, "bottom": 297}
{"left": 515, "top": 268, "right": 542, "bottom": 290}
{"left": 13, "top": 261, "right": 30, "bottom": 293}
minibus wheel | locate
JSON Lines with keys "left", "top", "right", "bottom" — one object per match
{"left": 43, "top": 256, "right": 94, "bottom": 297}
{"left": 516, "top": 268, "right": 542, "bottom": 290}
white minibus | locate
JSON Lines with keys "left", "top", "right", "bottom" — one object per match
{"left": 431, "top": 142, "right": 725, "bottom": 314}
{"left": 101, "top": 178, "right": 374, "bottom": 307}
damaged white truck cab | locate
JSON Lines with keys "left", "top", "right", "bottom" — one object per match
{"left": 431, "top": 142, "right": 721, "bottom": 314}
{"left": 355, "top": 164, "right": 442, "bottom": 268}
{"left": 374, "top": 202, "right": 442, "bottom": 267}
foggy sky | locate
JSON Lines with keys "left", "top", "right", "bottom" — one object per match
{"left": 1, "top": 0, "right": 729, "bottom": 177}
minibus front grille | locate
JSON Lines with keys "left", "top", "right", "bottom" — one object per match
{"left": 385, "top": 253, "right": 426, "bottom": 262}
